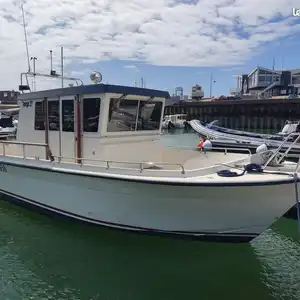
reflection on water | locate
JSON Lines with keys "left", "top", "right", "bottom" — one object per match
{"left": 0, "top": 200, "right": 272, "bottom": 300}
{"left": 0, "top": 131, "right": 300, "bottom": 299}
{"left": 252, "top": 219, "right": 300, "bottom": 300}
{"left": 1, "top": 198, "right": 300, "bottom": 299}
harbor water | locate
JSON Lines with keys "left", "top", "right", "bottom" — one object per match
{"left": 0, "top": 130, "right": 300, "bottom": 300}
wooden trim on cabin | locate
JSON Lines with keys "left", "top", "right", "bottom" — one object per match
{"left": 76, "top": 95, "right": 82, "bottom": 164}
{"left": 44, "top": 97, "right": 49, "bottom": 160}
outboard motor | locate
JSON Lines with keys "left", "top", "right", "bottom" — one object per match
{"left": 256, "top": 143, "right": 268, "bottom": 154}
{"left": 197, "top": 139, "right": 212, "bottom": 151}
{"left": 202, "top": 139, "right": 212, "bottom": 150}
{"left": 252, "top": 143, "right": 281, "bottom": 166}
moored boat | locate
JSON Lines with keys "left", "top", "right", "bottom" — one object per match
{"left": 162, "top": 114, "right": 188, "bottom": 129}
{"left": 189, "top": 119, "right": 300, "bottom": 149}
{"left": 0, "top": 71, "right": 299, "bottom": 243}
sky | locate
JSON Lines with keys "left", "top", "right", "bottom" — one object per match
{"left": 0, "top": 0, "right": 300, "bottom": 97}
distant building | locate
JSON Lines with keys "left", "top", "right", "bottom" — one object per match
{"left": 0, "top": 90, "right": 19, "bottom": 104}
{"left": 191, "top": 84, "right": 204, "bottom": 100}
{"left": 174, "top": 87, "right": 184, "bottom": 100}
{"left": 234, "top": 66, "right": 300, "bottom": 99}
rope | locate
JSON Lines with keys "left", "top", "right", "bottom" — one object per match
{"left": 217, "top": 163, "right": 263, "bottom": 177}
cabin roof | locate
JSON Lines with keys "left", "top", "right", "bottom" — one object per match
{"left": 18, "top": 84, "right": 170, "bottom": 101}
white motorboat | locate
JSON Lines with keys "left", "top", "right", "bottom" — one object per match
{"left": 0, "top": 71, "right": 299, "bottom": 243}
{"left": 0, "top": 108, "right": 20, "bottom": 139}
{"left": 162, "top": 114, "right": 188, "bottom": 129}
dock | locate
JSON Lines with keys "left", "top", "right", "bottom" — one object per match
{"left": 164, "top": 98, "right": 300, "bottom": 132}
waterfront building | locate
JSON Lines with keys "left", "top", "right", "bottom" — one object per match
{"left": 232, "top": 66, "right": 300, "bottom": 99}
{"left": 0, "top": 90, "right": 19, "bottom": 104}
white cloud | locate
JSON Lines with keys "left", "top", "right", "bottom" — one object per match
{"left": 124, "top": 65, "right": 137, "bottom": 69}
{"left": 0, "top": 0, "right": 300, "bottom": 90}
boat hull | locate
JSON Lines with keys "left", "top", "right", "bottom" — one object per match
{"left": 0, "top": 161, "right": 297, "bottom": 243}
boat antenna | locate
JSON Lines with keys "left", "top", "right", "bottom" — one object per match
{"left": 21, "top": 4, "right": 31, "bottom": 72}
{"left": 21, "top": 3, "right": 31, "bottom": 90}
{"left": 50, "top": 50, "right": 53, "bottom": 72}
{"left": 61, "top": 46, "right": 64, "bottom": 88}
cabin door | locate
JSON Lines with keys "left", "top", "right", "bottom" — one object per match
{"left": 60, "top": 96, "right": 77, "bottom": 161}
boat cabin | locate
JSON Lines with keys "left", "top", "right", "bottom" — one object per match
{"left": 17, "top": 84, "right": 170, "bottom": 163}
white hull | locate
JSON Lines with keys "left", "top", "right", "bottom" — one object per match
{"left": 0, "top": 158, "right": 297, "bottom": 243}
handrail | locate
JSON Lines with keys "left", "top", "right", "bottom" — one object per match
{"left": 201, "top": 146, "right": 252, "bottom": 155}
{"left": 262, "top": 132, "right": 300, "bottom": 169}
{"left": 20, "top": 72, "right": 84, "bottom": 90}
{"left": 0, "top": 141, "right": 187, "bottom": 174}
{"left": 166, "top": 145, "right": 252, "bottom": 155}
{"left": 0, "top": 141, "right": 48, "bottom": 146}
{"left": 55, "top": 156, "right": 186, "bottom": 174}
{"left": 0, "top": 140, "right": 252, "bottom": 175}
{"left": 0, "top": 139, "right": 254, "bottom": 175}
{"left": 0, "top": 140, "right": 52, "bottom": 159}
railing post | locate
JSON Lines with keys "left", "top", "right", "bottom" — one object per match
{"left": 22, "top": 144, "right": 25, "bottom": 158}
{"left": 2, "top": 144, "right": 5, "bottom": 156}
{"left": 181, "top": 165, "right": 185, "bottom": 175}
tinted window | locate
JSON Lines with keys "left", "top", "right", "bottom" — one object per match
{"left": 34, "top": 101, "right": 45, "bottom": 130}
{"left": 136, "top": 101, "right": 163, "bottom": 131}
{"left": 83, "top": 98, "right": 101, "bottom": 132}
{"left": 107, "top": 99, "right": 139, "bottom": 132}
{"left": 48, "top": 100, "right": 60, "bottom": 131}
{"left": 62, "top": 100, "right": 74, "bottom": 132}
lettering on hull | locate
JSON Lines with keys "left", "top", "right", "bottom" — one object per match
{"left": 0, "top": 164, "right": 7, "bottom": 172}
{"left": 23, "top": 101, "right": 33, "bottom": 108}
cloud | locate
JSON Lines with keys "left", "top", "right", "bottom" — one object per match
{"left": 124, "top": 65, "right": 137, "bottom": 69}
{"left": 123, "top": 65, "right": 140, "bottom": 72}
{"left": 0, "top": 0, "right": 300, "bottom": 89}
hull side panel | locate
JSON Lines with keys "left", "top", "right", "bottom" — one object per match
{"left": 0, "top": 163, "right": 296, "bottom": 242}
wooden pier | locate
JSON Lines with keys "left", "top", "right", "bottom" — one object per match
{"left": 164, "top": 98, "right": 300, "bottom": 132}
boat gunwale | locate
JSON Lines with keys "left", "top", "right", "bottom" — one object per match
{"left": 0, "top": 154, "right": 296, "bottom": 187}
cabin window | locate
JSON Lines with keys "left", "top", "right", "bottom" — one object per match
{"left": 34, "top": 101, "right": 45, "bottom": 130}
{"left": 48, "top": 100, "right": 60, "bottom": 131}
{"left": 83, "top": 98, "right": 101, "bottom": 132}
{"left": 136, "top": 101, "right": 163, "bottom": 131}
{"left": 62, "top": 100, "right": 74, "bottom": 132}
{"left": 107, "top": 99, "right": 139, "bottom": 132}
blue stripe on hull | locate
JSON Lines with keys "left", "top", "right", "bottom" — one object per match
{"left": 0, "top": 189, "right": 257, "bottom": 244}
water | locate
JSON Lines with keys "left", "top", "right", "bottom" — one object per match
{"left": 0, "top": 131, "right": 300, "bottom": 300}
